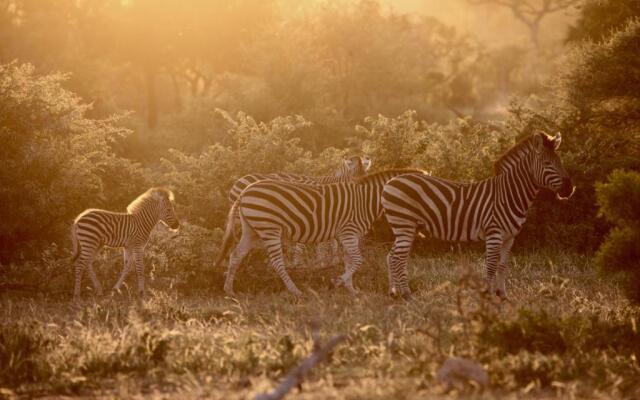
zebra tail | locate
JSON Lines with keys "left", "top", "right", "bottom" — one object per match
{"left": 70, "top": 223, "right": 80, "bottom": 263}
{"left": 214, "top": 199, "right": 239, "bottom": 268}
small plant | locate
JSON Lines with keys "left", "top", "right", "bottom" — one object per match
{"left": 0, "top": 323, "right": 53, "bottom": 385}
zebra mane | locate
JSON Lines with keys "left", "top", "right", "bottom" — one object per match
{"left": 127, "top": 187, "right": 174, "bottom": 214}
{"left": 354, "top": 168, "right": 427, "bottom": 184}
{"left": 494, "top": 133, "right": 556, "bottom": 174}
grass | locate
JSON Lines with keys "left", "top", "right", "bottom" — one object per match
{"left": 1, "top": 245, "right": 639, "bottom": 399}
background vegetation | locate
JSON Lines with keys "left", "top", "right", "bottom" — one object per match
{"left": 0, "top": 0, "right": 639, "bottom": 397}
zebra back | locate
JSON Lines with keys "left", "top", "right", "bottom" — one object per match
{"left": 227, "top": 155, "right": 371, "bottom": 202}
{"left": 237, "top": 169, "right": 423, "bottom": 244}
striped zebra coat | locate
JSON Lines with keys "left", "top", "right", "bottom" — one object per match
{"left": 215, "top": 169, "right": 422, "bottom": 296}
{"left": 381, "top": 132, "right": 574, "bottom": 299}
{"left": 227, "top": 156, "right": 372, "bottom": 203}
{"left": 70, "top": 187, "right": 180, "bottom": 299}
{"left": 225, "top": 155, "right": 372, "bottom": 268}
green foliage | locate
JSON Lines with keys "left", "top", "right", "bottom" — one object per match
{"left": 159, "top": 110, "right": 350, "bottom": 228}
{"left": 566, "top": 0, "right": 640, "bottom": 43}
{"left": 595, "top": 170, "right": 640, "bottom": 302}
{"left": 596, "top": 169, "right": 640, "bottom": 225}
{"left": 359, "top": 110, "right": 516, "bottom": 180}
{"left": 0, "top": 62, "right": 147, "bottom": 262}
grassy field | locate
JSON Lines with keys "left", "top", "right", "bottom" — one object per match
{"left": 1, "top": 246, "right": 639, "bottom": 399}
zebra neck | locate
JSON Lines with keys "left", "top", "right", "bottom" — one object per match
{"left": 132, "top": 207, "right": 160, "bottom": 233}
{"left": 495, "top": 161, "right": 540, "bottom": 219}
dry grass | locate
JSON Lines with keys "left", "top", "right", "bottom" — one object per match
{"left": 1, "top": 247, "right": 639, "bottom": 399}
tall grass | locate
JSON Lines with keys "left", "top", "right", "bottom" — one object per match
{"left": 0, "top": 249, "right": 638, "bottom": 398}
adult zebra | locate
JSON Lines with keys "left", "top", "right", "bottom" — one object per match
{"left": 70, "top": 187, "right": 180, "bottom": 300}
{"left": 225, "top": 155, "right": 372, "bottom": 268}
{"left": 382, "top": 132, "right": 574, "bottom": 299}
{"left": 215, "top": 169, "right": 422, "bottom": 296}
{"left": 227, "top": 156, "right": 372, "bottom": 203}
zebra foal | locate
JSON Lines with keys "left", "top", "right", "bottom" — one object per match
{"left": 382, "top": 132, "right": 575, "bottom": 299}
{"left": 70, "top": 187, "right": 180, "bottom": 299}
{"left": 215, "top": 169, "right": 422, "bottom": 296}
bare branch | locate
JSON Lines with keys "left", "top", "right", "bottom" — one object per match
{"left": 254, "top": 326, "right": 346, "bottom": 400}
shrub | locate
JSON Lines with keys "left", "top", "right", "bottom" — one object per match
{"left": 0, "top": 62, "right": 147, "bottom": 263}
{"left": 595, "top": 169, "right": 640, "bottom": 302}
{"left": 158, "top": 110, "right": 356, "bottom": 229}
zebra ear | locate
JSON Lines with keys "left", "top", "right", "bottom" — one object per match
{"left": 533, "top": 132, "right": 545, "bottom": 153}
{"left": 362, "top": 156, "right": 372, "bottom": 171}
{"left": 554, "top": 132, "right": 562, "bottom": 150}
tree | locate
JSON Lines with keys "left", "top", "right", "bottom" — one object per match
{"left": 468, "top": 0, "right": 580, "bottom": 48}
{"left": 566, "top": 0, "right": 640, "bottom": 43}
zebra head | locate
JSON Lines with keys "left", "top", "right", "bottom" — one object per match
{"left": 531, "top": 132, "right": 575, "bottom": 200}
{"left": 338, "top": 155, "right": 372, "bottom": 180}
{"left": 153, "top": 188, "right": 180, "bottom": 230}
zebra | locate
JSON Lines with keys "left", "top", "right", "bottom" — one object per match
{"left": 215, "top": 169, "right": 423, "bottom": 296}
{"left": 226, "top": 155, "right": 372, "bottom": 268}
{"left": 381, "top": 131, "right": 575, "bottom": 300}
{"left": 70, "top": 187, "right": 180, "bottom": 299}
{"left": 228, "top": 156, "right": 372, "bottom": 203}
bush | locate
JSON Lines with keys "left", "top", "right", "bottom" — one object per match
{"left": 595, "top": 170, "right": 640, "bottom": 302}
{"left": 158, "top": 110, "right": 357, "bottom": 229}
{"left": 0, "top": 62, "right": 147, "bottom": 263}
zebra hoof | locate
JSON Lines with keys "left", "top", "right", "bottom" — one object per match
{"left": 495, "top": 290, "right": 508, "bottom": 301}
{"left": 331, "top": 277, "right": 344, "bottom": 288}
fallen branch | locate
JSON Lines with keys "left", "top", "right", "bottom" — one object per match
{"left": 254, "top": 324, "right": 346, "bottom": 400}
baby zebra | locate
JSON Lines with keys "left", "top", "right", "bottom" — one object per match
{"left": 70, "top": 187, "right": 180, "bottom": 299}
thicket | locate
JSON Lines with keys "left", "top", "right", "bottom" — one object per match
{"left": 595, "top": 170, "right": 640, "bottom": 302}
{"left": 0, "top": 62, "right": 147, "bottom": 263}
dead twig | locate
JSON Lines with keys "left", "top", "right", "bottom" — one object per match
{"left": 254, "top": 323, "right": 346, "bottom": 400}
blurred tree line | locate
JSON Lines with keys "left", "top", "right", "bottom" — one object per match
{"left": 0, "top": 0, "right": 638, "bottom": 266}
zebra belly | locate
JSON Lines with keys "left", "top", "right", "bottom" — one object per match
{"left": 419, "top": 222, "right": 483, "bottom": 242}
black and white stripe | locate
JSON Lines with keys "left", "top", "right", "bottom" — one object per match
{"left": 382, "top": 132, "right": 574, "bottom": 299}
{"left": 227, "top": 156, "right": 372, "bottom": 203}
{"left": 215, "top": 169, "right": 421, "bottom": 296}
{"left": 226, "top": 155, "right": 371, "bottom": 268}
{"left": 70, "top": 187, "right": 180, "bottom": 299}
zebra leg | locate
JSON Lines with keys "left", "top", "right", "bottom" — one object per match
{"left": 73, "top": 246, "right": 98, "bottom": 300}
{"left": 333, "top": 234, "right": 363, "bottom": 295}
{"left": 113, "top": 247, "right": 133, "bottom": 293}
{"left": 73, "top": 259, "right": 85, "bottom": 300}
{"left": 132, "top": 247, "right": 146, "bottom": 297}
{"left": 224, "top": 224, "right": 259, "bottom": 296}
{"left": 314, "top": 241, "right": 332, "bottom": 268}
{"left": 496, "top": 236, "right": 515, "bottom": 299}
{"left": 386, "top": 226, "right": 416, "bottom": 299}
{"left": 291, "top": 243, "right": 306, "bottom": 269}
{"left": 262, "top": 234, "right": 303, "bottom": 296}
{"left": 484, "top": 230, "right": 503, "bottom": 295}
{"left": 86, "top": 262, "right": 103, "bottom": 297}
